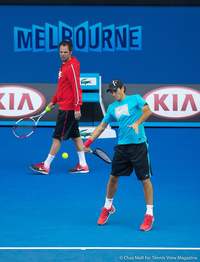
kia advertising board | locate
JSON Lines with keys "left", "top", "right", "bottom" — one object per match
{"left": 1, "top": 83, "right": 200, "bottom": 127}
{"left": 0, "top": 85, "right": 46, "bottom": 118}
{"left": 143, "top": 87, "right": 200, "bottom": 120}
{"left": 0, "top": 78, "right": 104, "bottom": 125}
{"left": 102, "top": 84, "right": 200, "bottom": 126}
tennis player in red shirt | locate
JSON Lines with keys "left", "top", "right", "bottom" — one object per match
{"left": 29, "top": 41, "right": 89, "bottom": 175}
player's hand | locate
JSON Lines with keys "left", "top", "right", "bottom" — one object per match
{"left": 83, "top": 146, "right": 91, "bottom": 153}
{"left": 47, "top": 102, "right": 54, "bottom": 109}
{"left": 75, "top": 111, "right": 81, "bottom": 120}
{"left": 128, "top": 123, "right": 139, "bottom": 134}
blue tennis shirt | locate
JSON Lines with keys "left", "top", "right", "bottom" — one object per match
{"left": 103, "top": 95, "right": 147, "bottom": 145}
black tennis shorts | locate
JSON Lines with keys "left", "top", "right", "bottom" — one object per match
{"left": 111, "top": 142, "right": 153, "bottom": 180}
{"left": 53, "top": 109, "right": 80, "bottom": 141}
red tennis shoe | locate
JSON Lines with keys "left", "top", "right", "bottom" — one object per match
{"left": 67, "top": 163, "right": 89, "bottom": 174}
{"left": 97, "top": 205, "right": 115, "bottom": 225}
{"left": 140, "top": 214, "right": 154, "bottom": 231}
{"left": 29, "top": 162, "right": 50, "bottom": 175}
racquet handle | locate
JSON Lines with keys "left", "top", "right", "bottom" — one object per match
{"left": 46, "top": 104, "right": 55, "bottom": 112}
{"left": 83, "top": 147, "right": 92, "bottom": 153}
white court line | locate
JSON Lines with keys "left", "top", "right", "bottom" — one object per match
{"left": 0, "top": 247, "right": 199, "bottom": 250}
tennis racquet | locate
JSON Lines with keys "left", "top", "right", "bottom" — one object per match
{"left": 90, "top": 148, "right": 112, "bottom": 164}
{"left": 13, "top": 105, "right": 54, "bottom": 139}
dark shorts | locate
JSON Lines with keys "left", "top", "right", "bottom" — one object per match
{"left": 53, "top": 110, "right": 80, "bottom": 141}
{"left": 111, "top": 142, "right": 153, "bottom": 180}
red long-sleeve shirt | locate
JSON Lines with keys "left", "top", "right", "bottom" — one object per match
{"left": 51, "top": 56, "right": 82, "bottom": 111}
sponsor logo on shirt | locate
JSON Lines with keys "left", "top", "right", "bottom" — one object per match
{"left": 115, "top": 104, "right": 130, "bottom": 119}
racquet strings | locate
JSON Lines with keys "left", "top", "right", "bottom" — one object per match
{"left": 14, "top": 118, "right": 36, "bottom": 138}
{"left": 94, "top": 148, "right": 112, "bottom": 164}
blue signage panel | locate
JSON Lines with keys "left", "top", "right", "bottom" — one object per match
{"left": 0, "top": 5, "right": 200, "bottom": 84}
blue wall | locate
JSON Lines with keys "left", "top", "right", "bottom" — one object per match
{"left": 1, "top": 5, "right": 200, "bottom": 84}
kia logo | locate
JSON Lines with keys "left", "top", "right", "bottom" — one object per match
{"left": 143, "top": 86, "right": 200, "bottom": 119}
{"left": 0, "top": 85, "right": 46, "bottom": 118}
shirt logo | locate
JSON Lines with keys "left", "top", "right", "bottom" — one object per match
{"left": 115, "top": 104, "right": 130, "bottom": 119}
{"left": 58, "top": 71, "right": 62, "bottom": 79}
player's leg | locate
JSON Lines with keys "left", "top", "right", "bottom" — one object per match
{"left": 106, "top": 175, "right": 119, "bottom": 199}
{"left": 140, "top": 178, "right": 154, "bottom": 231}
{"left": 49, "top": 138, "right": 61, "bottom": 156}
{"left": 29, "top": 138, "right": 61, "bottom": 175}
{"left": 132, "top": 142, "right": 154, "bottom": 231}
{"left": 67, "top": 136, "right": 89, "bottom": 173}
{"left": 97, "top": 145, "right": 131, "bottom": 225}
{"left": 72, "top": 136, "right": 87, "bottom": 166}
{"left": 142, "top": 178, "right": 154, "bottom": 217}
{"left": 43, "top": 138, "right": 61, "bottom": 167}
{"left": 97, "top": 175, "right": 119, "bottom": 225}
{"left": 29, "top": 110, "right": 66, "bottom": 175}
{"left": 142, "top": 178, "right": 153, "bottom": 206}
{"left": 104, "top": 174, "right": 119, "bottom": 210}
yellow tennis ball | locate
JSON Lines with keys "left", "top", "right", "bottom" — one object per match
{"left": 45, "top": 106, "right": 51, "bottom": 112}
{"left": 62, "top": 153, "right": 68, "bottom": 159}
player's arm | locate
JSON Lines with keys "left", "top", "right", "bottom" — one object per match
{"left": 47, "top": 102, "right": 55, "bottom": 109}
{"left": 128, "top": 104, "right": 152, "bottom": 134}
{"left": 136, "top": 104, "right": 152, "bottom": 125}
{"left": 68, "top": 67, "right": 82, "bottom": 120}
{"left": 67, "top": 65, "right": 82, "bottom": 113}
{"left": 84, "top": 121, "right": 108, "bottom": 152}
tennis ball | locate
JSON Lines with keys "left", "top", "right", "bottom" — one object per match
{"left": 45, "top": 106, "right": 51, "bottom": 112}
{"left": 62, "top": 153, "right": 68, "bottom": 159}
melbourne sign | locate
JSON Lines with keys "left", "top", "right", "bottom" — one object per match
{"left": 14, "top": 21, "right": 142, "bottom": 52}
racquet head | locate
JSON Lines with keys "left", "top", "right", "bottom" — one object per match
{"left": 13, "top": 117, "right": 36, "bottom": 138}
{"left": 13, "top": 105, "right": 54, "bottom": 138}
{"left": 93, "top": 148, "right": 112, "bottom": 164}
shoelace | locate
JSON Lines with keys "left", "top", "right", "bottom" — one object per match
{"left": 73, "top": 164, "right": 86, "bottom": 170}
{"left": 143, "top": 215, "right": 153, "bottom": 225}
{"left": 100, "top": 208, "right": 110, "bottom": 218}
{"left": 73, "top": 164, "right": 81, "bottom": 169}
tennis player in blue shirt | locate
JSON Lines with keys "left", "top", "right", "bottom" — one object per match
{"left": 84, "top": 79, "right": 154, "bottom": 231}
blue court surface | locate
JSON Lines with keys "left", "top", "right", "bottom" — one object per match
{"left": 0, "top": 126, "right": 199, "bottom": 261}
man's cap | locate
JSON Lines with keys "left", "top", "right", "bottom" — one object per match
{"left": 107, "top": 79, "right": 123, "bottom": 92}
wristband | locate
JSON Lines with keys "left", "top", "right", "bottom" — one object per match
{"left": 84, "top": 138, "right": 93, "bottom": 148}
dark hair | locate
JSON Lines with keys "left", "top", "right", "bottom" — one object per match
{"left": 120, "top": 86, "right": 126, "bottom": 93}
{"left": 59, "top": 41, "right": 73, "bottom": 52}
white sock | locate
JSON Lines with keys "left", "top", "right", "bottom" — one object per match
{"left": 146, "top": 205, "right": 153, "bottom": 216}
{"left": 104, "top": 198, "right": 113, "bottom": 209}
{"left": 77, "top": 151, "right": 87, "bottom": 166}
{"left": 44, "top": 154, "right": 55, "bottom": 168}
